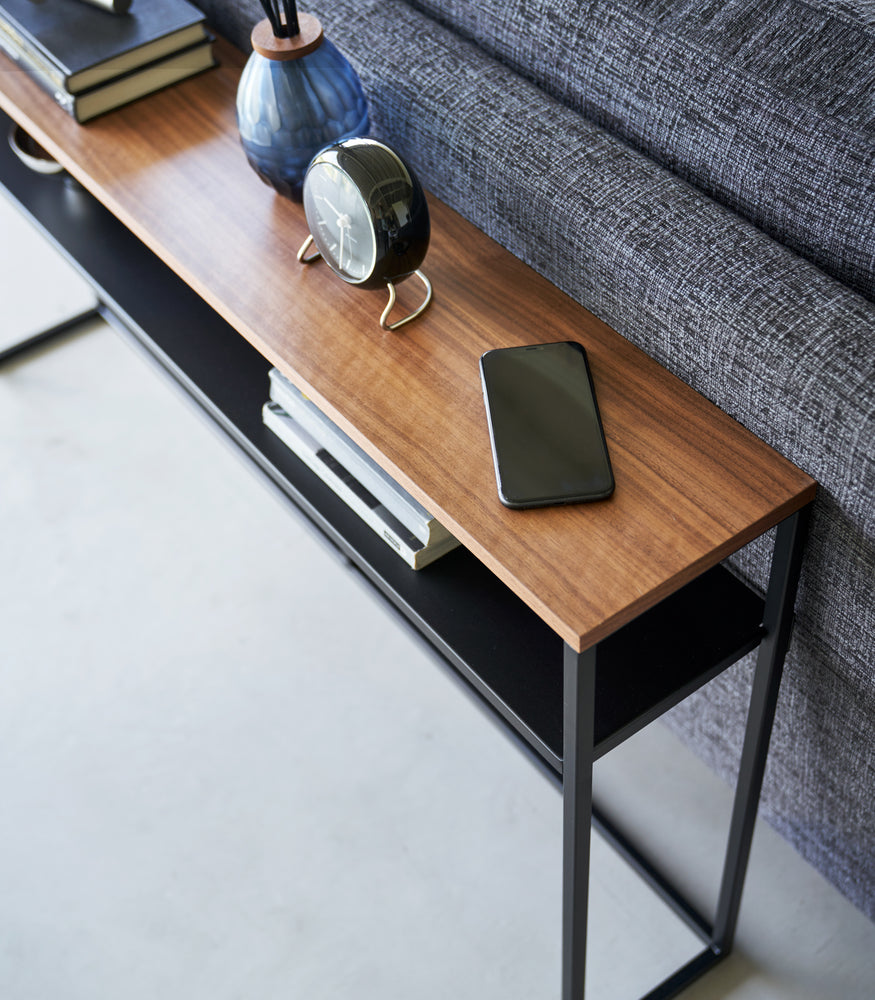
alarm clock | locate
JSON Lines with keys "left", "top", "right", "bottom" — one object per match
{"left": 297, "top": 138, "right": 433, "bottom": 330}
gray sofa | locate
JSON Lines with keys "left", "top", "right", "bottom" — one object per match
{"left": 200, "top": 0, "right": 875, "bottom": 920}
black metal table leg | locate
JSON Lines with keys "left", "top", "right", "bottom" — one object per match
{"left": 562, "top": 643, "right": 597, "bottom": 1000}
{"left": 560, "top": 505, "right": 811, "bottom": 999}
{"left": 712, "top": 505, "right": 812, "bottom": 953}
{"left": 0, "top": 305, "right": 101, "bottom": 365}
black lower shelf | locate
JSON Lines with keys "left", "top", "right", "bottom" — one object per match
{"left": 1, "top": 110, "right": 766, "bottom": 775}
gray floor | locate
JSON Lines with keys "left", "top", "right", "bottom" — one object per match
{"left": 2, "top": 191, "right": 874, "bottom": 999}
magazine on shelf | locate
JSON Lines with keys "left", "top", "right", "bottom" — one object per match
{"left": 267, "top": 368, "right": 457, "bottom": 550}
{"left": 262, "top": 402, "right": 459, "bottom": 571}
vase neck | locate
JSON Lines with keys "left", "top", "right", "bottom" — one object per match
{"left": 251, "top": 13, "right": 324, "bottom": 61}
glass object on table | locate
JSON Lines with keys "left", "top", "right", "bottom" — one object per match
{"left": 236, "top": 2, "right": 369, "bottom": 202}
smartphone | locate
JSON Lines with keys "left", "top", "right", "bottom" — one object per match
{"left": 479, "top": 340, "right": 614, "bottom": 508}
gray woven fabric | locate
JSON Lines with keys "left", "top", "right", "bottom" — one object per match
{"left": 406, "top": 0, "right": 875, "bottom": 301}
{"left": 202, "top": 0, "right": 875, "bottom": 918}
{"left": 666, "top": 630, "right": 875, "bottom": 917}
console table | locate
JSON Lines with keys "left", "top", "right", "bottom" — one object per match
{"left": 0, "top": 37, "right": 816, "bottom": 1000}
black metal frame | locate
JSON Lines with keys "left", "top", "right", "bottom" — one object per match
{"left": 562, "top": 507, "right": 811, "bottom": 999}
{"left": 1, "top": 110, "right": 814, "bottom": 999}
{"left": 0, "top": 303, "right": 100, "bottom": 364}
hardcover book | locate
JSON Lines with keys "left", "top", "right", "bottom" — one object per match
{"left": 0, "top": 0, "right": 208, "bottom": 94}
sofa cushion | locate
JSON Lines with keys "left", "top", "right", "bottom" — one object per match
{"left": 282, "top": 0, "right": 875, "bottom": 535}
{"left": 407, "top": 0, "right": 875, "bottom": 302}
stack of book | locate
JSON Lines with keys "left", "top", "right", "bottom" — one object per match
{"left": 0, "top": 0, "right": 215, "bottom": 123}
{"left": 264, "top": 369, "right": 460, "bottom": 570}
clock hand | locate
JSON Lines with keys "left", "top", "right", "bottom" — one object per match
{"left": 318, "top": 194, "right": 343, "bottom": 219}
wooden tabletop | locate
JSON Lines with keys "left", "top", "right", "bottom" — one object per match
{"left": 0, "top": 38, "right": 816, "bottom": 651}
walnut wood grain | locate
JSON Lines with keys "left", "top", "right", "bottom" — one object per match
{"left": 0, "top": 38, "right": 816, "bottom": 650}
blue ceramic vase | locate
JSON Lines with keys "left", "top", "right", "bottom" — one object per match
{"left": 236, "top": 13, "right": 369, "bottom": 201}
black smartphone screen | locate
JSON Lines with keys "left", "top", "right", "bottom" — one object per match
{"left": 480, "top": 341, "right": 615, "bottom": 508}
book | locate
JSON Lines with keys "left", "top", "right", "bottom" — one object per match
{"left": 0, "top": 34, "right": 215, "bottom": 122}
{"left": 262, "top": 402, "right": 459, "bottom": 570}
{"left": 267, "top": 368, "right": 457, "bottom": 550}
{"left": 77, "top": 1, "right": 135, "bottom": 12}
{"left": 0, "top": 0, "right": 209, "bottom": 94}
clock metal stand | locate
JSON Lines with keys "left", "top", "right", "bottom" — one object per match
{"left": 298, "top": 236, "right": 433, "bottom": 331}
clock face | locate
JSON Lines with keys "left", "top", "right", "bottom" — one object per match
{"left": 302, "top": 161, "right": 377, "bottom": 282}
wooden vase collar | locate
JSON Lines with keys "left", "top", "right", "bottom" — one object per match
{"left": 251, "top": 13, "right": 324, "bottom": 60}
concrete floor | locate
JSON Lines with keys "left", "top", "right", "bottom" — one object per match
{"left": 2, "top": 190, "right": 874, "bottom": 999}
